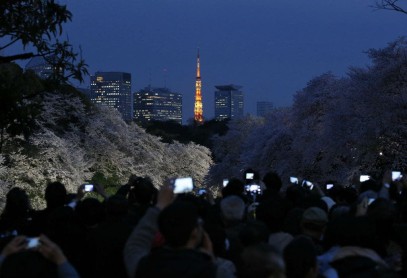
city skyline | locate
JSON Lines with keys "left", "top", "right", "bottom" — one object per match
{"left": 90, "top": 72, "right": 133, "bottom": 121}
{"left": 7, "top": 1, "right": 407, "bottom": 121}
{"left": 134, "top": 86, "right": 183, "bottom": 124}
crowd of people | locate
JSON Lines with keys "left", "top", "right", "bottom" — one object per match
{"left": 0, "top": 169, "right": 406, "bottom": 278}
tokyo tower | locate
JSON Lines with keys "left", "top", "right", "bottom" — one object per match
{"left": 194, "top": 49, "right": 204, "bottom": 124}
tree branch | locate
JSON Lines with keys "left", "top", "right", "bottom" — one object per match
{"left": 374, "top": 0, "right": 407, "bottom": 14}
{"left": 0, "top": 53, "right": 35, "bottom": 63}
{"left": 0, "top": 38, "right": 19, "bottom": 50}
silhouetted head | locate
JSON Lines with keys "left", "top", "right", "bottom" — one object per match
{"left": 44, "top": 182, "right": 67, "bottom": 209}
{"left": 220, "top": 195, "right": 246, "bottom": 222}
{"left": 239, "top": 220, "right": 270, "bottom": 247}
{"left": 158, "top": 201, "right": 201, "bottom": 248}
{"left": 105, "top": 194, "right": 129, "bottom": 220}
{"left": 221, "top": 177, "right": 245, "bottom": 198}
{"left": 128, "top": 177, "right": 157, "bottom": 205}
{"left": 284, "top": 236, "right": 318, "bottom": 278}
{"left": 3, "top": 187, "right": 30, "bottom": 218}
{"left": 76, "top": 198, "right": 105, "bottom": 228}
{"left": 240, "top": 243, "right": 285, "bottom": 278}
{"left": 262, "top": 171, "right": 282, "bottom": 193}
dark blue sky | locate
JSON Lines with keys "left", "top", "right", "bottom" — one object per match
{"left": 48, "top": 1, "right": 407, "bottom": 121}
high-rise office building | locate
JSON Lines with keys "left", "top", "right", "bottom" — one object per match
{"left": 134, "top": 86, "right": 182, "bottom": 124}
{"left": 25, "top": 56, "right": 55, "bottom": 79}
{"left": 90, "top": 72, "right": 133, "bottom": 121}
{"left": 257, "top": 101, "right": 274, "bottom": 117}
{"left": 194, "top": 49, "right": 204, "bottom": 124}
{"left": 76, "top": 87, "right": 92, "bottom": 99}
{"left": 214, "top": 84, "right": 244, "bottom": 121}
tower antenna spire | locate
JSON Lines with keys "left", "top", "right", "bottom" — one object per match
{"left": 194, "top": 48, "right": 204, "bottom": 124}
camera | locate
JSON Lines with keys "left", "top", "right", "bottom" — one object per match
{"left": 246, "top": 173, "right": 254, "bottom": 180}
{"left": 84, "top": 184, "right": 94, "bottom": 192}
{"left": 172, "top": 177, "right": 194, "bottom": 194}
{"left": 26, "top": 237, "right": 40, "bottom": 249}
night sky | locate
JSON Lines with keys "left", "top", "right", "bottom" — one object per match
{"left": 19, "top": 1, "right": 407, "bottom": 122}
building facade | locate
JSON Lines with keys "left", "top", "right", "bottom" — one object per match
{"left": 257, "top": 101, "right": 274, "bottom": 117}
{"left": 214, "top": 84, "right": 244, "bottom": 121}
{"left": 134, "top": 86, "right": 182, "bottom": 125}
{"left": 25, "top": 56, "right": 55, "bottom": 79}
{"left": 90, "top": 72, "right": 133, "bottom": 121}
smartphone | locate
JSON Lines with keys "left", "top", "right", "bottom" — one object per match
{"left": 173, "top": 177, "right": 194, "bottom": 194}
{"left": 26, "top": 237, "right": 40, "bottom": 249}
{"left": 368, "top": 198, "right": 375, "bottom": 205}
{"left": 302, "top": 180, "right": 314, "bottom": 190}
{"left": 326, "top": 184, "right": 334, "bottom": 190}
{"left": 223, "top": 179, "right": 229, "bottom": 187}
{"left": 392, "top": 171, "right": 403, "bottom": 181}
{"left": 246, "top": 173, "right": 254, "bottom": 180}
{"left": 84, "top": 184, "right": 94, "bottom": 192}
{"left": 198, "top": 188, "right": 207, "bottom": 195}
{"left": 290, "top": 177, "right": 299, "bottom": 184}
{"left": 359, "top": 175, "right": 370, "bottom": 182}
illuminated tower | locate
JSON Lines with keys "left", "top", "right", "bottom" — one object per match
{"left": 194, "top": 49, "right": 204, "bottom": 124}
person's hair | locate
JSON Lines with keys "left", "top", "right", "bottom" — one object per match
{"left": 359, "top": 179, "right": 380, "bottom": 193}
{"left": 221, "top": 178, "right": 245, "bottom": 198}
{"left": 239, "top": 220, "right": 270, "bottom": 247}
{"left": 329, "top": 215, "right": 378, "bottom": 250}
{"left": 0, "top": 251, "right": 58, "bottom": 278}
{"left": 158, "top": 201, "right": 200, "bottom": 248}
{"left": 284, "top": 236, "right": 317, "bottom": 278}
{"left": 367, "top": 198, "right": 397, "bottom": 243}
{"left": 262, "top": 171, "right": 282, "bottom": 192}
{"left": 44, "top": 182, "right": 67, "bottom": 209}
{"left": 240, "top": 243, "right": 285, "bottom": 278}
{"left": 285, "top": 185, "right": 309, "bottom": 209}
{"left": 0, "top": 187, "right": 30, "bottom": 229}
{"left": 329, "top": 204, "right": 350, "bottom": 221}
{"left": 256, "top": 197, "right": 289, "bottom": 233}
{"left": 105, "top": 194, "right": 129, "bottom": 219}
{"left": 220, "top": 195, "right": 245, "bottom": 222}
{"left": 75, "top": 198, "right": 105, "bottom": 227}
{"left": 128, "top": 177, "right": 157, "bottom": 205}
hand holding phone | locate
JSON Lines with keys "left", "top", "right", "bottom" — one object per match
{"left": 26, "top": 237, "right": 41, "bottom": 249}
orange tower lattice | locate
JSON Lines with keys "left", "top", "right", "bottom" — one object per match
{"left": 194, "top": 49, "right": 204, "bottom": 124}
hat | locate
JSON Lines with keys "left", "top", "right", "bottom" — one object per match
{"left": 302, "top": 207, "right": 328, "bottom": 226}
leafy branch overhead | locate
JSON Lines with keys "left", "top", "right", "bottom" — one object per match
{"left": 374, "top": 0, "right": 407, "bottom": 14}
{"left": 0, "top": 0, "right": 88, "bottom": 82}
